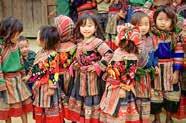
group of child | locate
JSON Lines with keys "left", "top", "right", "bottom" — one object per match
{"left": 0, "top": 3, "right": 185, "bottom": 123}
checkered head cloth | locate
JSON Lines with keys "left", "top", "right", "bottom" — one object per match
{"left": 55, "top": 15, "right": 75, "bottom": 42}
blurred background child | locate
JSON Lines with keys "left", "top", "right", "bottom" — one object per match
{"left": 18, "top": 36, "right": 36, "bottom": 91}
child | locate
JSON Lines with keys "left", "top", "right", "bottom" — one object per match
{"left": 18, "top": 36, "right": 36, "bottom": 91}
{"left": 30, "top": 26, "right": 63, "bottom": 123}
{"left": 105, "top": 0, "right": 128, "bottom": 50}
{"left": 96, "top": 0, "right": 110, "bottom": 32}
{"left": 130, "top": 11, "right": 157, "bottom": 123}
{"left": 173, "top": 19, "right": 186, "bottom": 119}
{"left": 151, "top": 5, "right": 184, "bottom": 123}
{"left": 68, "top": 14, "right": 113, "bottom": 123}
{"left": 0, "top": 17, "right": 32, "bottom": 123}
{"left": 54, "top": 15, "right": 76, "bottom": 121}
{"left": 100, "top": 24, "right": 140, "bottom": 123}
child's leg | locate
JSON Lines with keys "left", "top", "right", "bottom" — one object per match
{"left": 5, "top": 118, "right": 11, "bottom": 123}
{"left": 165, "top": 111, "right": 173, "bottom": 123}
{"left": 151, "top": 102, "right": 162, "bottom": 123}
{"left": 154, "top": 113, "right": 161, "bottom": 123}
{"left": 21, "top": 114, "right": 28, "bottom": 123}
{"left": 164, "top": 90, "right": 180, "bottom": 123}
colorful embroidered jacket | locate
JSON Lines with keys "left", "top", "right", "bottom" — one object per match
{"left": 76, "top": 38, "right": 113, "bottom": 96}
{"left": 100, "top": 48, "right": 138, "bottom": 115}
{"left": 23, "top": 50, "right": 36, "bottom": 75}
{"left": 153, "top": 36, "right": 184, "bottom": 72}
{"left": 58, "top": 43, "right": 76, "bottom": 73}
{"left": 30, "top": 50, "right": 60, "bottom": 107}
{"left": 135, "top": 35, "right": 157, "bottom": 98}
{"left": 151, "top": 33, "right": 184, "bottom": 91}
{"left": 30, "top": 51, "right": 59, "bottom": 88}
{"left": 58, "top": 42, "right": 76, "bottom": 95}
{"left": 0, "top": 37, "right": 25, "bottom": 91}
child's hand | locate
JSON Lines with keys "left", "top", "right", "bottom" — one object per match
{"left": 117, "top": 10, "right": 126, "bottom": 19}
{"left": 155, "top": 66, "right": 160, "bottom": 75}
{"left": 73, "top": 62, "right": 80, "bottom": 70}
{"left": 87, "top": 65, "right": 95, "bottom": 72}
{"left": 22, "top": 75, "right": 30, "bottom": 83}
{"left": 170, "top": 71, "right": 179, "bottom": 84}
{"left": 117, "top": 23, "right": 134, "bottom": 33}
{"left": 47, "top": 84, "right": 57, "bottom": 96}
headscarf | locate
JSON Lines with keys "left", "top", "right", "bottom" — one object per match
{"left": 55, "top": 15, "right": 75, "bottom": 42}
{"left": 116, "top": 24, "right": 141, "bottom": 46}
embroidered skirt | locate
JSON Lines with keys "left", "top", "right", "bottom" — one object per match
{"left": 100, "top": 82, "right": 140, "bottom": 123}
{"left": 0, "top": 72, "right": 32, "bottom": 120}
{"left": 33, "top": 83, "right": 64, "bottom": 123}
{"left": 67, "top": 71, "right": 105, "bottom": 123}
{"left": 151, "top": 60, "right": 181, "bottom": 114}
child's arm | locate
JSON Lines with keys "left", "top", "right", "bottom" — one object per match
{"left": 171, "top": 39, "right": 184, "bottom": 84}
{"left": 173, "top": 39, "right": 184, "bottom": 71}
{"left": 0, "top": 51, "right": 6, "bottom": 91}
{"left": 92, "top": 40, "right": 113, "bottom": 75}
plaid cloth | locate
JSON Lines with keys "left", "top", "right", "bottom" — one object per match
{"left": 55, "top": 15, "right": 75, "bottom": 42}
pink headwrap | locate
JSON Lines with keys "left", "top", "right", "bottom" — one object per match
{"left": 117, "top": 24, "right": 140, "bottom": 46}
{"left": 55, "top": 15, "right": 75, "bottom": 42}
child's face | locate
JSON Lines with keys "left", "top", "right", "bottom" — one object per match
{"left": 18, "top": 40, "right": 29, "bottom": 58}
{"left": 173, "top": 0, "right": 182, "bottom": 6}
{"left": 36, "top": 31, "right": 44, "bottom": 48}
{"left": 156, "top": 12, "right": 172, "bottom": 31}
{"left": 80, "top": 19, "right": 96, "bottom": 39}
{"left": 154, "top": 0, "right": 170, "bottom": 6}
{"left": 11, "top": 32, "right": 21, "bottom": 44}
{"left": 139, "top": 16, "right": 150, "bottom": 36}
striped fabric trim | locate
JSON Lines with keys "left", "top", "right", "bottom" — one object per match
{"left": 100, "top": 83, "right": 120, "bottom": 115}
{"left": 153, "top": 61, "right": 174, "bottom": 91}
{"left": 173, "top": 41, "right": 184, "bottom": 71}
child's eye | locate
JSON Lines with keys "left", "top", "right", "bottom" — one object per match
{"left": 87, "top": 25, "right": 92, "bottom": 27}
{"left": 166, "top": 19, "right": 171, "bottom": 22}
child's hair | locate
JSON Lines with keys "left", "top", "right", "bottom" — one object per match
{"left": 119, "top": 39, "right": 138, "bottom": 54}
{"left": 153, "top": 5, "right": 177, "bottom": 31}
{"left": 18, "top": 35, "right": 28, "bottom": 42}
{"left": 131, "top": 11, "right": 150, "bottom": 26}
{"left": 117, "top": 27, "right": 139, "bottom": 54}
{"left": 0, "top": 16, "right": 23, "bottom": 44}
{"left": 74, "top": 14, "right": 104, "bottom": 40}
{"left": 39, "top": 26, "right": 60, "bottom": 50}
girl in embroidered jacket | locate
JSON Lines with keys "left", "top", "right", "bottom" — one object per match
{"left": 54, "top": 15, "right": 77, "bottom": 120}
{"left": 130, "top": 11, "right": 158, "bottom": 123}
{"left": 0, "top": 17, "right": 32, "bottom": 123}
{"left": 151, "top": 5, "right": 184, "bottom": 123}
{"left": 30, "top": 26, "right": 63, "bottom": 123}
{"left": 68, "top": 14, "right": 113, "bottom": 123}
{"left": 100, "top": 25, "right": 140, "bottom": 123}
